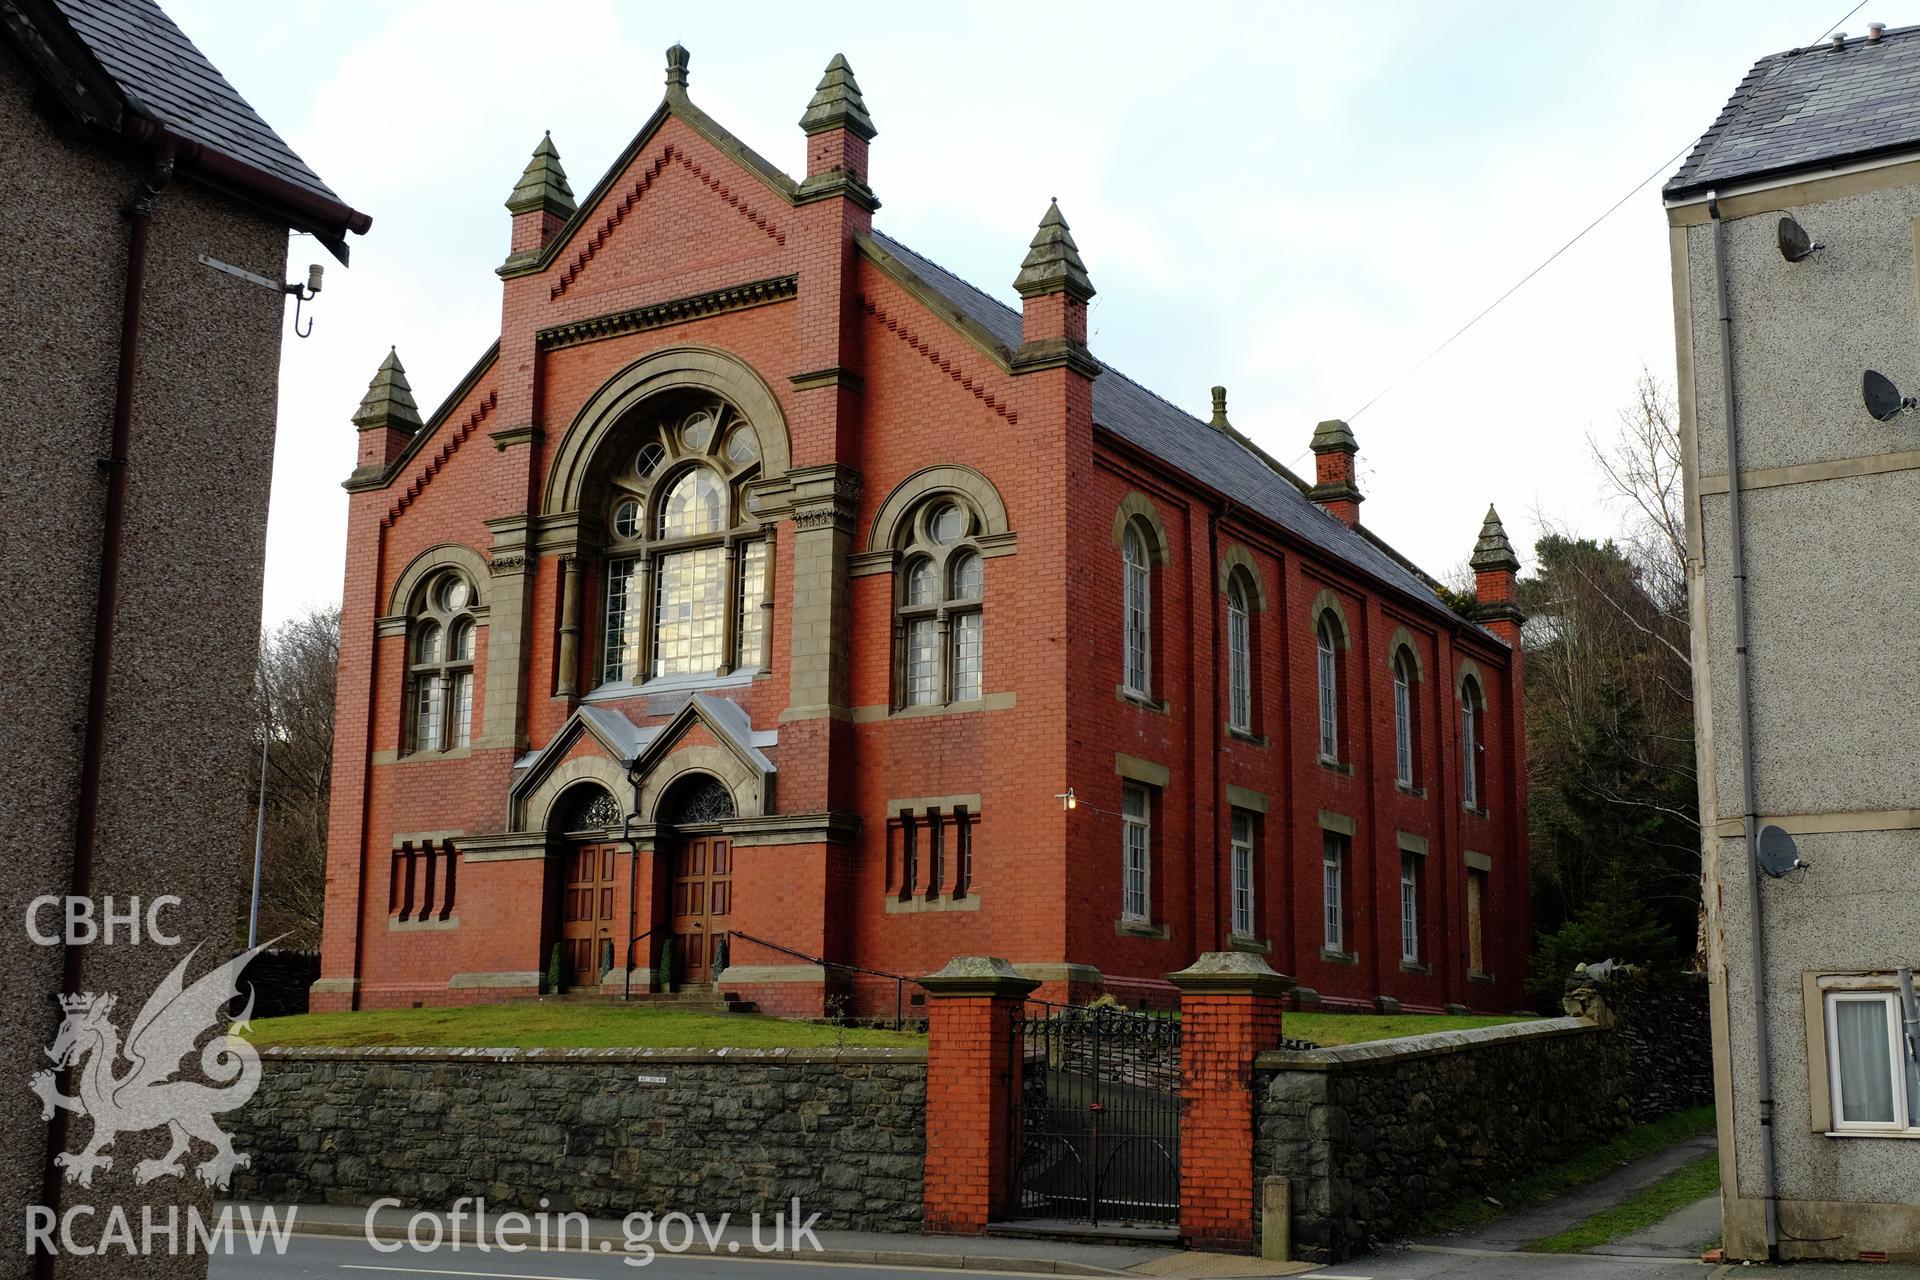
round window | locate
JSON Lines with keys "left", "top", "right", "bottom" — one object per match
{"left": 438, "top": 576, "right": 471, "bottom": 611}
{"left": 928, "top": 503, "right": 967, "bottom": 545}
{"left": 682, "top": 412, "right": 716, "bottom": 452}
{"left": 612, "top": 499, "right": 641, "bottom": 540}
{"left": 724, "top": 425, "right": 760, "bottom": 466}
{"left": 636, "top": 442, "right": 666, "bottom": 478}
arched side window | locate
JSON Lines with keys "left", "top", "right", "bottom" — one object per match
{"left": 895, "top": 497, "right": 986, "bottom": 707}
{"left": 408, "top": 570, "right": 478, "bottom": 753}
{"left": 1122, "top": 522, "right": 1153, "bottom": 696}
{"left": 1315, "top": 614, "right": 1341, "bottom": 762}
{"left": 599, "top": 400, "right": 768, "bottom": 687}
{"left": 1461, "top": 676, "right": 1486, "bottom": 810}
{"left": 1392, "top": 648, "right": 1419, "bottom": 787}
{"left": 1226, "top": 573, "right": 1254, "bottom": 733}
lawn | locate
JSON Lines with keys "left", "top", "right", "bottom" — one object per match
{"left": 243, "top": 1003, "right": 1525, "bottom": 1051}
{"left": 1528, "top": 1150, "right": 1720, "bottom": 1253}
{"left": 1422, "top": 1105, "right": 1718, "bottom": 1237}
{"left": 242, "top": 1003, "right": 924, "bottom": 1050}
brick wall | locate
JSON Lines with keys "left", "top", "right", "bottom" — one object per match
{"left": 230, "top": 1046, "right": 926, "bottom": 1230}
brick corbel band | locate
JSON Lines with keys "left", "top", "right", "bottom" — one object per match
{"left": 1169, "top": 951, "right": 1296, "bottom": 1253}
{"left": 918, "top": 957, "right": 1041, "bottom": 1234}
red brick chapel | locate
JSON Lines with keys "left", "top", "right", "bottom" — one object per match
{"left": 316, "top": 47, "right": 1532, "bottom": 1018}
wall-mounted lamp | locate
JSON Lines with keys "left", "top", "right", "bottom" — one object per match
{"left": 285, "top": 263, "right": 323, "bottom": 338}
{"left": 1055, "top": 787, "right": 1077, "bottom": 811}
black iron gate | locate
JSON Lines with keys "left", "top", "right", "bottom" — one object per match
{"left": 1006, "top": 1001, "right": 1181, "bottom": 1226}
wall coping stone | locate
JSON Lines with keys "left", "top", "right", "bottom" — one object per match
{"left": 1253, "top": 1015, "right": 1597, "bottom": 1071}
{"left": 256, "top": 1044, "right": 928, "bottom": 1065}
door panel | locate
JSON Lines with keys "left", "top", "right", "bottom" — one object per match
{"left": 669, "top": 836, "right": 732, "bottom": 986}
{"left": 560, "top": 841, "right": 618, "bottom": 989}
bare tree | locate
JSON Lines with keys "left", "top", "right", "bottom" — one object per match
{"left": 247, "top": 605, "right": 338, "bottom": 950}
{"left": 1589, "top": 367, "right": 1687, "bottom": 628}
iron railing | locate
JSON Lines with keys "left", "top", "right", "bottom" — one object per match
{"left": 719, "top": 929, "right": 917, "bottom": 1030}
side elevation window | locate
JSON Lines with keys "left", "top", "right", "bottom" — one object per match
{"left": 1315, "top": 613, "right": 1344, "bottom": 762}
{"left": 895, "top": 499, "right": 986, "bottom": 708}
{"left": 1392, "top": 648, "right": 1419, "bottom": 788}
{"left": 1826, "top": 991, "right": 1920, "bottom": 1134}
{"left": 1461, "top": 676, "right": 1485, "bottom": 810}
{"left": 1121, "top": 783, "right": 1152, "bottom": 923}
{"left": 1399, "top": 852, "right": 1422, "bottom": 964}
{"left": 407, "top": 570, "right": 477, "bottom": 754}
{"left": 1229, "top": 809, "right": 1256, "bottom": 937}
{"left": 1122, "top": 522, "right": 1153, "bottom": 696}
{"left": 1322, "top": 831, "right": 1347, "bottom": 953}
{"left": 1466, "top": 867, "right": 1488, "bottom": 976}
{"left": 1226, "top": 573, "right": 1254, "bottom": 733}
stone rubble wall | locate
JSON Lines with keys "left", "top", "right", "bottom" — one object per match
{"left": 229, "top": 1046, "right": 927, "bottom": 1231}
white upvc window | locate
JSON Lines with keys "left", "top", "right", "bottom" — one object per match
{"left": 1316, "top": 617, "right": 1339, "bottom": 761}
{"left": 1399, "top": 853, "right": 1420, "bottom": 963}
{"left": 1230, "top": 810, "right": 1255, "bottom": 936}
{"left": 1393, "top": 651, "right": 1414, "bottom": 787}
{"left": 1322, "top": 833, "right": 1344, "bottom": 952}
{"left": 1826, "top": 991, "right": 1920, "bottom": 1133}
{"left": 1121, "top": 784, "right": 1151, "bottom": 923}
{"left": 1122, "top": 524, "right": 1152, "bottom": 695}
{"left": 1226, "top": 578, "right": 1251, "bottom": 732}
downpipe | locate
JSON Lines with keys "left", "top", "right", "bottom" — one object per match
{"left": 1708, "top": 190, "right": 1780, "bottom": 1259}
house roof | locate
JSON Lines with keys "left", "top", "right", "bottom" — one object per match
{"left": 3, "top": 0, "right": 369, "bottom": 259}
{"left": 1666, "top": 25, "right": 1920, "bottom": 200}
{"left": 866, "top": 232, "right": 1476, "bottom": 629}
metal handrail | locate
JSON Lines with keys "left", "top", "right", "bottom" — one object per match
{"left": 622, "top": 929, "right": 654, "bottom": 1003}
{"left": 720, "top": 929, "right": 916, "bottom": 1030}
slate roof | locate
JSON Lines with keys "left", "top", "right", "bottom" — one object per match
{"left": 867, "top": 233, "right": 1470, "bottom": 626}
{"left": 1666, "top": 25, "right": 1920, "bottom": 199}
{"left": 6, "top": 0, "right": 368, "bottom": 257}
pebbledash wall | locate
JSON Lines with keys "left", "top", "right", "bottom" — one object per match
{"left": 230, "top": 1047, "right": 927, "bottom": 1230}
{"left": 1253, "top": 971, "right": 1712, "bottom": 1261}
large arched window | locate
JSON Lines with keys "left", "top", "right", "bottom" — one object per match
{"left": 1315, "top": 614, "right": 1341, "bottom": 762}
{"left": 1226, "top": 573, "right": 1253, "bottom": 733}
{"left": 1122, "top": 522, "right": 1152, "bottom": 696}
{"left": 599, "top": 401, "right": 768, "bottom": 686}
{"left": 1461, "top": 675, "right": 1486, "bottom": 810}
{"left": 1392, "top": 648, "right": 1419, "bottom": 788}
{"left": 407, "top": 570, "right": 477, "bottom": 753}
{"left": 895, "top": 498, "right": 985, "bottom": 707}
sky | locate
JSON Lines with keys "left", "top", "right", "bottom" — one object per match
{"left": 161, "top": 0, "right": 1862, "bottom": 627}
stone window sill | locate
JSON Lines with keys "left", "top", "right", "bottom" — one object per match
{"left": 1468, "top": 969, "right": 1495, "bottom": 983}
{"left": 1319, "top": 758, "right": 1353, "bottom": 777}
{"left": 1227, "top": 728, "right": 1268, "bottom": 748}
{"left": 1397, "top": 783, "right": 1426, "bottom": 799}
{"left": 1399, "top": 959, "right": 1432, "bottom": 974}
{"left": 1824, "top": 1129, "right": 1920, "bottom": 1140}
{"left": 386, "top": 747, "right": 472, "bottom": 765}
{"left": 884, "top": 893, "right": 980, "bottom": 915}
{"left": 390, "top": 915, "right": 459, "bottom": 932}
{"left": 1115, "top": 918, "right": 1170, "bottom": 940}
{"left": 1116, "top": 685, "right": 1169, "bottom": 715}
{"left": 584, "top": 667, "right": 763, "bottom": 701}
{"left": 1228, "top": 934, "right": 1271, "bottom": 955}
{"left": 1463, "top": 804, "right": 1490, "bottom": 819}
{"left": 1320, "top": 948, "right": 1359, "bottom": 965}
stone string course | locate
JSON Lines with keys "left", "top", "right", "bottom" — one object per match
{"left": 230, "top": 1047, "right": 927, "bottom": 1231}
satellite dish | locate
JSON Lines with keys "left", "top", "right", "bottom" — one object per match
{"left": 1777, "top": 216, "right": 1821, "bottom": 262}
{"left": 1755, "top": 824, "right": 1806, "bottom": 878}
{"left": 1863, "top": 369, "right": 1916, "bottom": 422}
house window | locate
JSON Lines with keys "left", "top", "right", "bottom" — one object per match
{"left": 1393, "top": 649, "right": 1417, "bottom": 787}
{"left": 1230, "top": 810, "right": 1256, "bottom": 937}
{"left": 1462, "top": 676, "right": 1485, "bottom": 810}
{"left": 1400, "top": 853, "right": 1421, "bottom": 964}
{"left": 895, "top": 500, "right": 986, "bottom": 708}
{"left": 1316, "top": 615, "right": 1341, "bottom": 761}
{"left": 1226, "top": 575, "right": 1253, "bottom": 733}
{"left": 1826, "top": 991, "right": 1920, "bottom": 1132}
{"left": 889, "top": 803, "right": 980, "bottom": 902}
{"left": 389, "top": 840, "right": 458, "bottom": 922}
{"left": 1467, "top": 868, "right": 1488, "bottom": 975}
{"left": 1121, "top": 783, "right": 1152, "bottom": 923}
{"left": 599, "top": 402, "right": 768, "bottom": 686}
{"left": 1122, "top": 523, "right": 1152, "bottom": 696}
{"left": 1322, "top": 832, "right": 1346, "bottom": 953}
{"left": 407, "top": 572, "right": 478, "bottom": 753}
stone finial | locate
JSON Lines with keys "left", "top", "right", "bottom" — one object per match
{"left": 1209, "top": 386, "right": 1231, "bottom": 432}
{"left": 1310, "top": 418, "right": 1358, "bottom": 456}
{"left": 505, "top": 132, "right": 576, "bottom": 219}
{"left": 1469, "top": 504, "right": 1521, "bottom": 574}
{"left": 352, "top": 347, "right": 422, "bottom": 433}
{"left": 1166, "top": 950, "right": 1296, "bottom": 997}
{"left": 665, "top": 43, "right": 690, "bottom": 93}
{"left": 1012, "top": 199, "right": 1096, "bottom": 302}
{"left": 799, "top": 52, "right": 876, "bottom": 140}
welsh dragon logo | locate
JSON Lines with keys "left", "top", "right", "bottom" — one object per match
{"left": 30, "top": 943, "right": 267, "bottom": 1188}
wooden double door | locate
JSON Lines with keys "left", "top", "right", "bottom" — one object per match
{"left": 560, "top": 842, "right": 620, "bottom": 989}
{"left": 669, "top": 835, "right": 732, "bottom": 986}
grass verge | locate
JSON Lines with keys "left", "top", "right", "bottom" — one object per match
{"left": 1527, "top": 1151, "right": 1720, "bottom": 1253}
{"left": 1421, "top": 1105, "right": 1717, "bottom": 1237}
{"left": 1285, "top": 1011, "right": 1527, "bottom": 1046}
{"left": 241, "top": 1003, "right": 924, "bottom": 1050}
